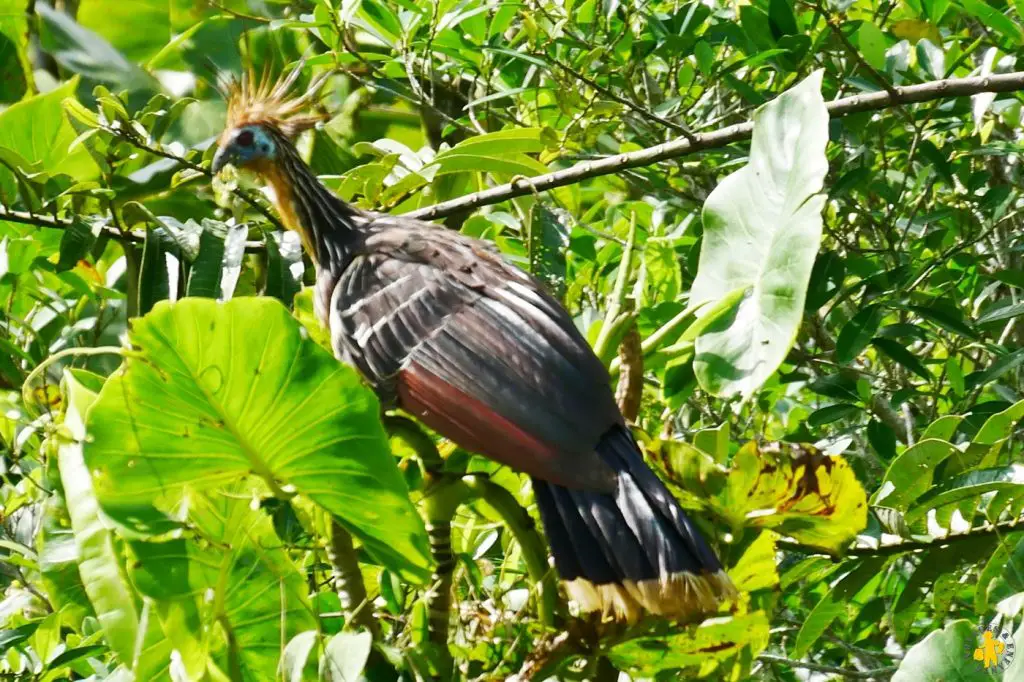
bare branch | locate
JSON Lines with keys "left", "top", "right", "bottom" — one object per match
{"left": 405, "top": 71, "right": 1024, "bottom": 222}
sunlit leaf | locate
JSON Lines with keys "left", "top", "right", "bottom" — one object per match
{"left": 58, "top": 371, "right": 170, "bottom": 677}
{"left": 713, "top": 442, "right": 868, "bottom": 554}
{"left": 691, "top": 71, "right": 828, "bottom": 397}
{"left": 84, "top": 297, "right": 432, "bottom": 583}
{"left": 892, "top": 620, "right": 997, "bottom": 681}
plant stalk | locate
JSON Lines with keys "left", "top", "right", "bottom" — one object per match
{"left": 327, "top": 520, "right": 379, "bottom": 638}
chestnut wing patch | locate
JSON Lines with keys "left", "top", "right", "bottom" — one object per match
{"left": 331, "top": 225, "right": 618, "bottom": 492}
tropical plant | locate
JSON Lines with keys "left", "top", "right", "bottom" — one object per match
{"left": 2, "top": 0, "right": 1024, "bottom": 680}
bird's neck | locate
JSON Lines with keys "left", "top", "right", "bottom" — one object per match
{"left": 257, "top": 142, "right": 358, "bottom": 272}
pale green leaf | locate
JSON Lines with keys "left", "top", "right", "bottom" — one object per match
{"left": 892, "top": 620, "right": 999, "bottom": 681}
{"left": 692, "top": 71, "right": 828, "bottom": 397}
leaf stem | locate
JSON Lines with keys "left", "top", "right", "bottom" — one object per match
{"left": 384, "top": 415, "right": 444, "bottom": 473}
{"left": 420, "top": 477, "right": 474, "bottom": 676}
{"left": 326, "top": 520, "right": 379, "bottom": 638}
{"left": 593, "top": 213, "right": 637, "bottom": 366}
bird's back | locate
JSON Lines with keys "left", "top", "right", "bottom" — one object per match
{"left": 319, "top": 215, "right": 621, "bottom": 492}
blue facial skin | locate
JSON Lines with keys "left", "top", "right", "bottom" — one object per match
{"left": 211, "top": 125, "right": 277, "bottom": 173}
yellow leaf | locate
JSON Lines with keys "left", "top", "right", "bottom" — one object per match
{"left": 890, "top": 19, "right": 942, "bottom": 44}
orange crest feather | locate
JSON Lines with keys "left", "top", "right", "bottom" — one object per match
{"left": 225, "top": 64, "right": 330, "bottom": 137}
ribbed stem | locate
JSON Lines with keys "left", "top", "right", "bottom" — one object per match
{"left": 327, "top": 520, "right": 378, "bottom": 638}
{"left": 425, "top": 519, "right": 455, "bottom": 645}
{"left": 421, "top": 478, "right": 473, "bottom": 678}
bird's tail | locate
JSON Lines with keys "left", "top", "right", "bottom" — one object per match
{"left": 532, "top": 424, "right": 735, "bottom": 623}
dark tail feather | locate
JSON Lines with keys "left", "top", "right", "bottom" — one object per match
{"left": 532, "top": 425, "right": 735, "bottom": 622}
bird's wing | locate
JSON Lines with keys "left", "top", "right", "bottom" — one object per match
{"left": 331, "top": 222, "right": 619, "bottom": 492}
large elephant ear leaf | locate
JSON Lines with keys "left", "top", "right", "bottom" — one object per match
{"left": 691, "top": 70, "right": 829, "bottom": 398}
{"left": 83, "top": 296, "right": 432, "bottom": 583}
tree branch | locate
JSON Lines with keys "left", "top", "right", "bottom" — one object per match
{"left": 778, "top": 517, "right": 1023, "bottom": 558}
{"left": 405, "top": 72, "right": 1024, "bottom": 222}
{"left": 758, "top": 653, "right": 896, "bottom": 679}
{"left": 0, "top": 205, "right": 264, "bottom": 252}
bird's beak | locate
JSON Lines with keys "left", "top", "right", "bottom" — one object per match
{"left": 211, "top": 145, "right": 233, "bottom": 175}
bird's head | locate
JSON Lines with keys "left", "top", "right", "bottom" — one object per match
{"left": 212, "top": 123, "right": 279, "bottom": 174}
{"left": 211, "top": 66, "right": 328, "bottom": 175}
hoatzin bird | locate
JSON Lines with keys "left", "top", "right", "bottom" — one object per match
{"left": 211, "top": 71, "right": 734, "bottom": 623}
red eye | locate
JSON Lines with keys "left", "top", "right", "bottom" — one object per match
{"left": 236, "top": 129, "right": 255, "bottom": 147}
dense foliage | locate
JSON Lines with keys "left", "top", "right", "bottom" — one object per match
{"left": 2, "top": 0, "right": 1024, "bottom": 680}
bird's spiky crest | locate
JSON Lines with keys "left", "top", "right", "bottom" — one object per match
{"left": 225, "top": 62, "right": 330, "bottom": 138}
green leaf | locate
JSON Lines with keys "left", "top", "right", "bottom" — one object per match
{"left": 890, "top": 533, "right": 999, "bottom": 643}
{"left": 130, "top": 487, "right": 318, "bottom": 680}
{"left": 695, "top": 40, "right": 714, "bottom": 76}
{"left": 527, "top": 205, "right": 567, "bottom": 297}
{"left": 76, "top": 0, "right": 170, "bottom": 63}
{"left": 872, "top": 438, "right": 956, "bottom": 509}
{"left": 905, "top": 465, "right": 1024, "bottom": 523}
{"left": 977, "top": 301, "right": 1024, "bottom": 324}
{"left": 441, "top": 127, "right": 546, "bottom": 157}
{"left": 915, "top": 39, "right": 944, "bottom": 79}
{"left": 966, "top": 348, "right": 1024, "bottom": 390}
{"left": 871, "top": 337, "right": 931, "bottom": 380}
{"left": 56, "top": 219, "right": 99, "bottom": 272}
{"left": 958, "top": 0, "right": 1023, "bottom": 46}
{"left": 808, "top": 403, "right": 862, "bottom": 427}
{"left": 0, "top": 0, "right": 33, "bottom": 102}
{"left": 84, "top": 297, "right": 432, "bottom": 583}
{"left": 922, "top": 415, "right": 963, "bottom": 441}
{"left": 58, "top": 371, "right": 169, "bottom": 677}
{"left": 892, "top": 620, "right": 997, "bottom": 681}
{"left": 609, "top": 611, "right": 769, "bottom": 675}
{"left": 908, "top": 303, "right": 978, "bottom": 339}
{"left": 320, "top": 630, "right": 373, "bottom": 681}
{"left": 0, "top": 236, "right": 40, "bottom": 276}
{"left": 264, "top": 231, "right": 303, "bottom": 307}
{"left": 767, "top": 0, "right": 799, "bottom": 38}
{"left": 728, "top": 531, "right": 779, "bottom": 593}
{"left": 432, "top": 152, "right": 548, "bottom": 178}
{"left": 0, "top": 78, "right": 97, "bottom": 200}
{"left": 691, "top": 71, "right": 828, "bottom": 397}
{"left": 949, "top": 399, "right": 1024, "bottom": 473}
{"left": 693, "top": 423, "right": 729, "bottom": 464}
{"left": 186, "top": 223, "right": 227, "bottom": 299}
{"left": 867, "top": 419, "right": 897, "bottom": 459}
{"left": 642, "top": 238, "right": 682, "bottom": 308}
{"left": 138, "top": 227, "right": 171, "bottom": 315}
{"left": 187, "top": 219, "right": 245, "bottom": 299}
{"left": 857, "top": 21, "right": 888, "bottom": 71}
{"left": 836, "top": 305, "right": 885, "bottom": 363}
{"left": 793, "top": 556, "right": 887, "bottom": 658}
{"left": 975, "top": 532, "right": 1024, "bottom": 613}
{"left": 36, "top": 3, "right": 159, "bottom": 93}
